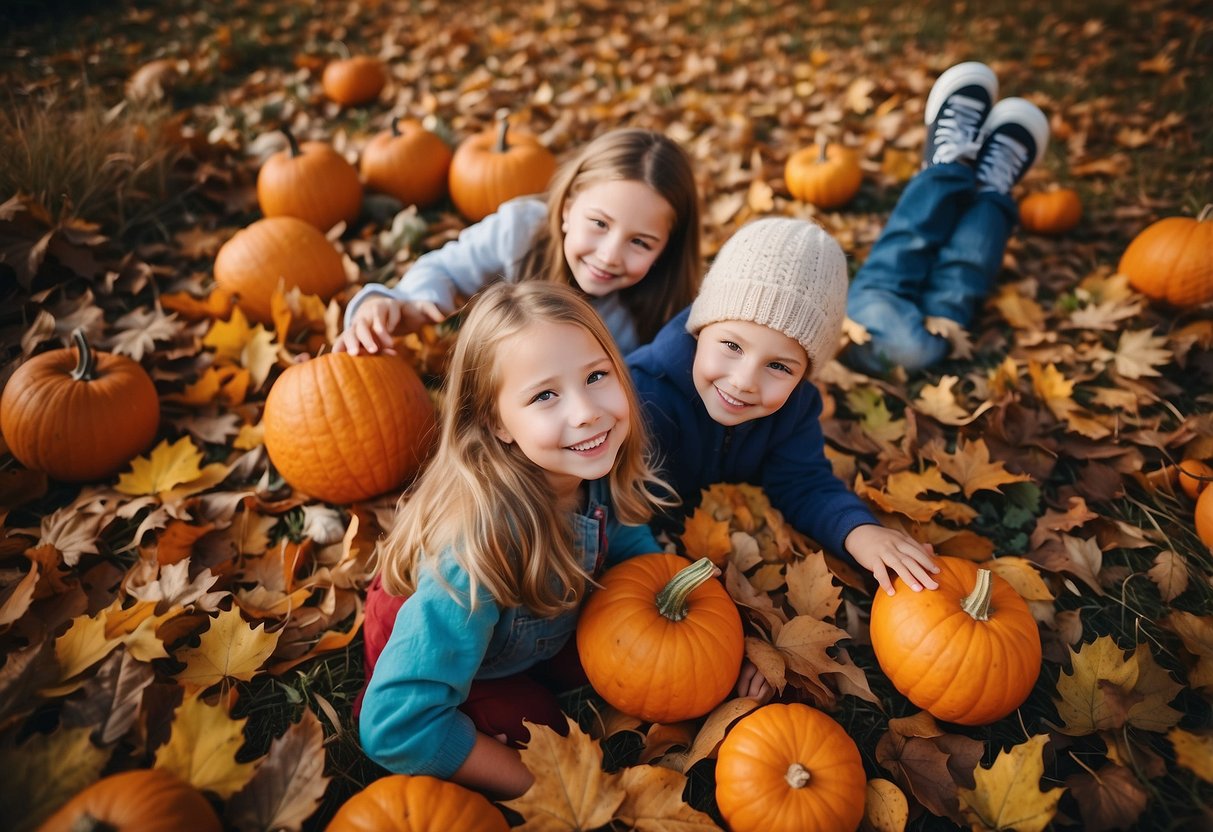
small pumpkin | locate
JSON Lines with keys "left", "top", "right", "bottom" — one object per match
{"left": 715, "top": 703, "right": 866, "bottom": 832}
{"left": 1196, "top": 485, "right": 1213, "bottom": 550}
{"left": 577, "top": 554, "right": 744, "bottom": 723}
{"left": 36, "top": 768, "right": 221, "bottom": 832}
{"left": 257, "top": 128, "right": 363, "bottom": 232}
{"left": 1, "top": 328, "right": 159, "bottom": 482}
{"left": 869, "top": 556, "right": 1042, "bottom": 726}
{"left": 1119, "top": 205, "right": 1213, "bottom": 307}
{"left": 448, "top": 111, "right": 556, "bottom": 222}
{"left": 784, "top": 141, "right": 863, "bottom": 209}
{"left": 322, "top": 55, "right": 387, "bottom": 107}
{"left": 1178, "top": 458, "right": 1213, "bottom": 501}
{"left": 213, "top": 216, "right": 348, "bottom": 324}
{"left": 325, "top": 774, "right": 509, "bottom": 832}
{"left": 361, "top": 117, "right": 454, "bottom": 208}
{"left": 263, "top": 352, "right": 436, "bottom": 504}
{"left": 1019, "top": 186, "right": 1082, "bottom": 235}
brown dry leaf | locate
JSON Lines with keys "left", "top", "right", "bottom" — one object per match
{"left": 1064, "top": 763, "right": 1148, "bottom": 832}
{"left": 174, "top": 607, "right": 282, "bottom": 691}
{"left": 154, "top": 691, "right": 257, "bottom": 799}
{"left": 146, "top": 521, "right": 220, "bottom": 566}
{"left": 774, "top": 614, "right": 849, "bottom": 701}
{"left": 1126, "top": 643, "right": 1183, "bottom": 732}
{"left": 1055, "top": 636, "right": 1139, "bottom": 735}
{"left": 0, "top": 726, "right": 110, "bottom": 832}
{"left": 679, "top": 506, "right": 732, "bottom": 565}
{"left": 1168, "top": 728, "right": 1213, "bottom": 783}
{"left": 860, "top": 468, "right": 957, "bottom": 523}
{"left": 615, "top": 765, "right": 717, "bottom": 830}
{"left": 863, "top": 778, "right": 909, "bottom": 832}
{"left": 914, "top": 376, "right": 989, "bottom": 425}
{"left": 785, "top": 551, "right": 842, "bottom": 621}
{"left": 926, "top": 437, "right": 1033, "bottom": 498}
{"left": 0, "top": 564, "right": 38, "bottom": 628}
{"left": 992, "top": 285, "right": 1047, "bottom": 330}
{"left": 958, "top": 734, "right": 1064, "bottom": 832}
{"left": 845, "top": 77, "right": 877, "bottom": 113}
{"left": 1113, "top": 329, "right": 1172, "bottom": 379}
{"left": 166, "top": 365, "right": 252, "bottom": 407}
{"left": 922, "top": 318, "right": 974, "bottom": 361}
{"left": 1147, "top": 550, "right": 1189, "bottom": 602}
{"left": 1030, "top": 534, "right": 1104, "bottom": 596}
{"left": 504, "top": 718, "right": 626, "bottom": 831}
{"left": 638, "top": 721, "right": 696, "bottom": 765}
{"left": 225, "top": 709, "right": 330, "bottom": 832}
{"left": 161, "top": 286, "right": 237, "bottom": 321}
{"left": 664, "top": 697, "right": 762, "bottom": 773}
{"left": 59, "top": 648, "right": 154, "bottom": 746}
{"left": 1165, "top": 611, "right": 1213, "bottom": 690}
{"left": 115, "top": 436, "right": 230, "bottom": 502}
{"left": 875, "top": 712, "right": 982, "bottom": 824}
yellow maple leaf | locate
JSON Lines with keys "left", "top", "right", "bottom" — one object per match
{"left": 503, "top": 718, "right": 626, "bottom": 829}
{"left": 615, "top": 765, "right": 717, "bottom": 828}
{"left": 928, "top": 437, "right": 1033, "bottom": 498}
{"left": 958, "top": 735, "right": 1065, "bottom": 832}
{"left": 166, "top": 364, "right": 251, "bottom": 406}
{"left": 155, "top": 693, "right": 257, "bottom": 798}
{"left": 993, "top": 285, "right": 1046, "bottom": 330}
{"left": 52, "top": 605, "right": 126, "bottom": 685}
{"left": 914, "top": 376, "right": 992, "bottom": 426}
{"left": 987, "top": 356, "right": 1020, "bottom": 399}
{"left": 1028, "top": 361, "right": 1074, "bottom": 415}
{"left": 1169, "top": 729, "right": 1213, "bottom": 783}
{"left": 986, "top": 557, "right": 1054, "bottom": 602}
{"left": 233, "top": 421, "right": 265, "bottom": 451}
{"left": 176, "top": 606, "right": 282, "bottom": 691}
{"left": 1126, "top": 643, "right": 1183, "bottom": 732}
{"left": 679, "top": 506, "right": 732, "bottom": 565}
{"left": 116, "top": 436, "right": 229, "bottom": 501}
{"left": 160, "top": 285, "right": 236, "bottom": 321}
{"left": 1055, "top": 636, "right": 1139, "bottom": 735}
{"left": 203, "top": 306, "right": 256, "bottom": 363}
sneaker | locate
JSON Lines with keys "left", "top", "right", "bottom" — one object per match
{"left": 974, "top": 98, "right": 1050, "bottom": 194}
{"left": 924, "top": 62, "right": 998, "bottom": 166}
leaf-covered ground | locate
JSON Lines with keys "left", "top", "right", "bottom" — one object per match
{"left": 1, "top": 0, "right": 1211, "bottom": 830}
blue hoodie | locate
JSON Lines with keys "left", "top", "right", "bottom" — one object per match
{"left": 627, "top": 307, "right": 876, "bottom": 560}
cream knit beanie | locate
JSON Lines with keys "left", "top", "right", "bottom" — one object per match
{"left": 687, "top": 217, "right": 848, "bottom": 375}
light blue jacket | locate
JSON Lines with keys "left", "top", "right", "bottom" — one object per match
{"left": 358, "top": 477, "right": 661, "bottom": 777}
{"left": 344, "top": 197, "right": 643, "bottom": 353}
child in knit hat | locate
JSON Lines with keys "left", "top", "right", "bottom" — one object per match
{"left": 628, "top": 217, "right": 939, "bottom": 601}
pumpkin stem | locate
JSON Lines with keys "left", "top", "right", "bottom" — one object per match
{"left": 1198, "top": 204, "right": 1213, "bottom": 222}
{"left": 655, "top": 557, "right": 717, "bottom": 622}
{"left": 281, "top": 127, "right": 301, "bottom": 157}
{"left": 817, "top": 140, "right": 829, "bottom": 164}
{"left": 493, "top": 108, "right": 511, "bottom": 154}
{"left": 70, "top": 813, "right": 117, "bottom": 832}
{"left": 961, "top": 569, "right": 993, "bottom": 621}
{"left": 69, "top": 327, "right": 98, "bottom": 382}
{"left": 390, "top": 115, "right": 402, "bottom": 137}
{"left": 785, "top": 762, "right": 812, "bottom": 789}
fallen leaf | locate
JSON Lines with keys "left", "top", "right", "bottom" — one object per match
{"left": 1146, "top": 550, "right": 1189, "bottom": 602}
{"left": 1113, "top": 329, "right": 1171, "bottom": 379}
{"left": 1064, "top": 763, "right": 1148, "bottom": 832}
{"left": 863, "top": 777, "right": 909, "bottom": 832}
{"left": 1055, "top": 636, "right": 1140, "bottom": 735}
{"left": 154, "top": 691, "right": 257, "bottom": 799}
{"left": 0, "top": 726, "right": 110, "bottom": 831}
{"left": 679, "top": 506, "right": 732, "bottom": 565}
{"left": 175, "top": 606, "right": 282, "bottom": 691}
{"left": 1169, "top": 728, "right": 1213, "bottom": 783}
{"left": 116, "top": 436, "right": 229, "bottom": 501}
{"left": 958, "top": 734, "right": 1064, "bottom": 832}
{"left": 615, "top": 764, "right": 717, "bottom": 830}
{"left": 785, "top": 551, "right": 842, "bottom": 621}
{"left": 926, "top": 437, "right": 1033, "bottom": 498}
{"left": 225, "top": 709, "right": 330, "bottom": 832}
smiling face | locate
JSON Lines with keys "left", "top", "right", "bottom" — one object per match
{"left": 692, "top": 319, "right": 809, "bottom": 426}
{"left": 561, "top": 178, "right": 675, "bottom": 297}
{"left": 493, "top": 320, "right": 631, "bottom": 501}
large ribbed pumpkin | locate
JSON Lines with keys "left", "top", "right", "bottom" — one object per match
{"left": 869, "top": 556, "right": 1042, "bottom": 725}
{"left": 448, "top": 113, "right": 556, "bottom": 222}
{"left": 715, "top": 703, "right": 866, "bottom": 832}
{"left": 37, "top": 769, "right": 221, "bottom": 832}
{"left": 257, "top": 129, "right": 363, "bottom": 232}
{"left": 325, "top": 774, "right": 508, "bottom": 832}
{"left": 361, "top": 117, "right": 453, "bottom": 208}
{"left": 1, "top": 328, "right": 159, "bottom": 482}
{"left": 213, "top": 217, "right": 347, "bottom": 324}
{"left": 263, "top": 352, "right": 436, "bottom": 504}
{"left": 577, "top": 554, "right": 743, "bottom": 723}
{"left": 1119, "top": 205, "right": 1213, "bottom": 307}
{"left": 784, "top": 141, "right": 863, "bottom": 209}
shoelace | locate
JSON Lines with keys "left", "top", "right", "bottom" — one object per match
{"left": 976, "top": 133, "right": 1030, "bottom": 194}
{"left": 931, "top": 95, "right": 986, "bottom": 165}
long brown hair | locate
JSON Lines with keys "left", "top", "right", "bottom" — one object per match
{"left": 517, "top": 128, "right": 702, "bottom": 344}
{"left": 378, "top": 281, "right": 674, "bottom": 615}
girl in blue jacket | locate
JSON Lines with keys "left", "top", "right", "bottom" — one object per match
{"left": 335, "top": 128, "right": 702, "bottom": 356}
{"left": 359, "top": 281, "right": 676, "bottom": 797}
{"left": 628, "top": 217, "right": 940, "bottom": 597}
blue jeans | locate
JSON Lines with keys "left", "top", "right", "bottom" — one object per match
{"left": 844, "top": 163, "right": 1018, "bottom": 374}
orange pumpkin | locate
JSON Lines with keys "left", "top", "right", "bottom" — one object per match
{"left": 325, "top": 774, "right": 508, "bottom": 832}
{"left": 1, "top": 328, "right": 159, "bottom": 482}
{"left": 577, "top": 554, "right": 744, "bottom": 723}
{"left": 361, "top": 117, "right": 453, "bottom": 208}
{"left": 1178, "top": 458, "right": 1213, "bottom": 501}
{"left": 784, "top": 141, "right": 863, "bottom": 209}
{"left": 322, "top": 55, "right": 387, "bottom": 106}
{"left": 257, "top": 129, "right": 363, "bottom": 232}
{"left": 213, "top": 216, "right": 348, "bottom": 324}
{"left": 448, "top": 113, "right": 556, "bottom": 222}
{"left": 869, "top": 556, "right": 1042, "bottom": 725}
{"left": 1119, "top": 205, "right": 1213, "bottom": 307}
{"left": 263, "top": 352, "right": 436, "bottom": 504}
{"left": 37, "top": 769, "right": 221, "bottom": 832}
{"left": 1019, "top": 187, "right": 1082, "bottom": 235}
{"left": 716, "top": 703, "right": 866, "bottom": 832}
{"left": 1196, "top": 485, "right": 1213, "bottom": 550}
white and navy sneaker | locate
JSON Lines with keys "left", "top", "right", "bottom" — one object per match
{"left": 924, "top": 62, "right": 998, "bottom": 167}
{"left": 974, "top": 98, "right": 1050, "bottom": 194}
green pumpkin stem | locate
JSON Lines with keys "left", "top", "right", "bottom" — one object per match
{"left": 281, "top": 127, "right": 301, "bottom": 157}
{"left": 961, "top": 569, "right": 993, "bottom": 621}
{"left": 784, "top": 762, "right": 811, "bottom": 789}
{"left": 493, "top": 109, "right": 511, "bottom": 153}
{"left": 69, "top": 327, "right": 98, "bottom": 382}
{"left": 70, "top": 813, "right": 117, "bottom": 832}
{"left": 655, "top": 557, "right": 717, "bottom": 622}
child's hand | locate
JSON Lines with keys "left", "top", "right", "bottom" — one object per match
{"left": 334, "top": 297, "right": 446, "bottom": 355}
{"left": 735, "top": 658, "right": 775, "bottom": 704}
{"left": 845, "top": 524, "right": 939, "bottom": 596}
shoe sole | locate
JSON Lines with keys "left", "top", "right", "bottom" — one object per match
{"left": 925, "top": 62, "right": 998, "bottom": 125}
{"left": 982, "top": 98, "right": 1050, "bottom": 162}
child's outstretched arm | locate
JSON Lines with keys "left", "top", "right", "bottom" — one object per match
{"left": 845, "top": 524, "right": 939, "bottom": 596}
{"left": 333, "top": 295, "right": 445, "bottom": 355}
{"left": 450, "top": 733, "right": 535, "bottom": 798}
